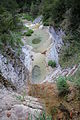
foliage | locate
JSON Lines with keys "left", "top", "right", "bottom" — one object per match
{"left": 24, "top": 29, "right": 34, "bottom": 36}
{"left": 50, "top": 106, "right": 58, "bottom": 116}
{"left": 48, "top": 60, "right": 56, "bottom": 68}
{"left": 30, "top": 0, "right": 41, "bottom": 18}
{"left": 57, "top": 77, "right": 69, "bottom": 96}
{"left": 70, "top": 67, "right": 80, "bottom": 90}
{"left": 0, "top": 0, "right": 23, "bottom": 53}
{"left": 16, "top": 91, "right": 26, "bottom": 101}
{"left": 0, "top": 0, "right": 18, "bottom": 13}
{"left": 28, "top": 112, "right": 52, "bottom": 120}
{"left": 22, "top": 13, "right": 34, "bottom": 21}
{"left": 23, "top": 26, "right": 29, "bottom": 30}
{"left": 40, "top": 0, "right": 80, "bottom": 30}
{"left": 74, "top": 78, "right": 80, "bottom": 90}
{"left": 43, "top": 21, "right": 49, "bottom": 26}
{"left": 59, "top": 30, "right": 80, "bottom": 68}
{"left": 68, "top": 67, "right": 80, "bottom": 100}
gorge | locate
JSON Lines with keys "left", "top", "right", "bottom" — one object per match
{"left": 0, "top": 0, "right": 80, "bottom": 119}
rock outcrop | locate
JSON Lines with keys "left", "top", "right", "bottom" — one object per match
{"left": 0, "top": 85, "right": 43, "bottom": 120}
{"left": 0, "top": 46, "right": 30, "bottom": 92}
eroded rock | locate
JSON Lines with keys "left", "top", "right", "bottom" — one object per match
{"left": 0, "top": 87, "right": 43, "bottom": 120}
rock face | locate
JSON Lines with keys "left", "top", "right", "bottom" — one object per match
{"left": 43, "top": 65, "right": 79, "bottom": 83}
{"left": 46, "top": 27, "right": 64, "bottom": 66}
{"left": 33, "top": 15, "right": 43, "bottom": 24}
{"left": 0, "top": 46, "right": 31, "bottom": 92}
{"left": 20, "top": 45, "right": 32, "bottom": 73}
{"left": 0, "top": 86, "right": 43, "bottom": 120}
{"left": 0, "top": 45, "right": 43, "bottom": 120}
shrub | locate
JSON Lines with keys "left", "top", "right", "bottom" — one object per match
{"left": 48, "top": 60, "right": 56, "bottom": 68}
{"left": 32, "top": 38, "right": 41, "bottom": 44}
{"left": 57, "top": 77, "right": 69, "bottom": 96}
{"left": 23, "top": 14, "right": 33, "bottom": 21}
{"left": 43, "top": 21, "right": 49, "bottom": 26}
{"left": 24, "top": 29, "right": 34, "bottom": 36}
{"left": 23, "top": 26, "right": 29, "bottom": 30}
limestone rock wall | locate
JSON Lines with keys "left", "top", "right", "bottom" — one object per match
{"left": 0, "top": 46, "right": 31, "bottom": 92}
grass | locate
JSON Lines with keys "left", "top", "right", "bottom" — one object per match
{"left": 48, "top": 60, "right": 56, "bottom": 68}
{"left": 28, "top": 112, "right": 52, "bottom": 120}
{"left": 32, "top": 38, "right": 41, "bottom": 44}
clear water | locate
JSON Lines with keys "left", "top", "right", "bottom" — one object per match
{"left": 26, "top": 29, "right": 51, "bottom": 53}
{"left": 32, "top": 65, "right": 41, "bottom": 83}
{"left": 31, "top": 53, "right": 47, "bottom": 83}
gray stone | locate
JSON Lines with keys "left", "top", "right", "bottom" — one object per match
{"left": 0, "top": 88, "right": 43, "bottom": 120}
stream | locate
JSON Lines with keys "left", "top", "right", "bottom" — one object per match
{"left": 22, "top": 18, "right": 64, "bottom": 84}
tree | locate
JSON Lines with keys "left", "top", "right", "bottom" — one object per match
{"left": 30, "top": 0, "right": 41, "bottom": 18}
{"left": 0, "top": 0, "right": 23, "bottom": 52}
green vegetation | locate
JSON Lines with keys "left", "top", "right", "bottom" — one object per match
{"left": 68, "top": 67, "right": 80, "bottom": 100}
{"left": 0, "top": 0, "right": 80, "bottom": 56}
{"left": 48, "top": 60, "right": 56, "bottom": 68}
{"left": 30, "top": 1, "right": 41, "bottom": 18}
{"left": 59, "top": 31, "right": 80, "bottom": 68}
{"left": 16, "top": 91, "right": 26, "bottom": 101}
{"left": 50, "top": 106, "right": 58, "bottom": 116}
{"left": 28, "top": 112, "right": 52, "bottom": 120}
{"left": 39, "top": 0, "right": 80, "bottom": 68}
{"left": 22, "top": 13, "right": 34, "bottom": 21}
{"left": 69, "top": 66, "right": 80, "bottom": 89}
{"left": 43, "top": 21, "right": 50, "bottom": 26}
{"left": 17, "top": 0, "right": 80, "bottom": 68}
{"left": 0, "top": 0, "right": 23, "bottom": 53}
{"left": 0, "top": 0, "right": 80, "bottom": 119}
{"left": 57, "top": 77, "right": 69, "bottom": 96}
{"left": 32, "top": 38, "right": 41, "bottom": 44}
{"left": 23, "top": 26, "right": 29, "bottom": 30}
{"left": 75, "top": 78, "right": 80, "bottom": 90}
{"left": 24, "top": 29, "right": 34, "bottom": 36}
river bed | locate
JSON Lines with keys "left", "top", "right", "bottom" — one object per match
{"left": 22, "top": 19, "right": 63, "bottom": 84}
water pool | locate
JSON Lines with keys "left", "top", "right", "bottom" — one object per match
{"left": 25, "top": 29, "right": 51, "bottom": 53}
{"left": 31, "top": 53, "right": 47, "bottom": 83}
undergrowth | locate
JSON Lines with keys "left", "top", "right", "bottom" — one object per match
{"left": 59, "top": 30, "right": 80, "bottom": 68}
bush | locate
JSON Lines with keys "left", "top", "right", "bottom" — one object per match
{"left": 23, "top": 14, "right": 33, "bottom": 21}
{"left": 24, "top": 29, "right": 34, "bottom": 36}
{"left": 48, "top": 60, "right": 56, "bottom": 68}
{"left": 43, "top": 21, "right": 49, "bottom": 26}
{"left": 57, "top": 77, "right": 69, "bottom": 96}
